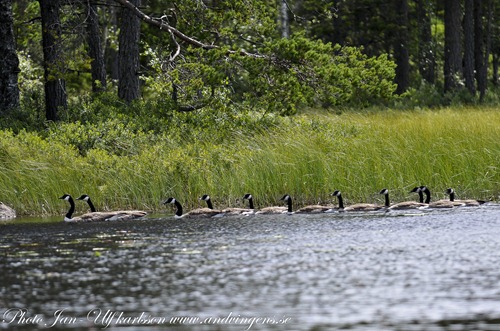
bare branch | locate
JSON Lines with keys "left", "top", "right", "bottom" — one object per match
{"left": 113, "top": 0, "right": 216, "bottom": 50}
{"left": 112, "top": 0, "right": 268, "bottom": 58}
{"left": 23, "top": 17, "right": 42, "bottom": 24}
{"left": 282, "top": 0, "right": 306, "bottom": 22}
{"left": 177, "top": 103, "right": 207, "bottom": 112}
{"left": 168, "top": 29, "right": 181, "bottom": 62}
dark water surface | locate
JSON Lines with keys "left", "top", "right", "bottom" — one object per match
{"left": 1, "top": 205, "right": 500, "bottom": 331}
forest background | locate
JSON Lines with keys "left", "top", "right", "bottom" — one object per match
{"left": 0, "top": 0, "right": 499, "bottom": 216}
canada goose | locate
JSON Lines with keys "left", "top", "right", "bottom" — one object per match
{"left": 420, "top": 186, "right": 464, "bottom": 208}
{"left": 200, "top": 194, "right": 253, "bottom": 215}
{"left": 0, "top": 202, "right": 16, "bottom": 219}
{"left": 163, "top": 197, "right": 224, "bottom": 219}
{"left": 242, "top": 193, "right": 255, "bottom": 209}
{"left": 445, "top": 188, "right": 485, "bottom": 206}
{"left": 241, "top": 193, "right": 257, "bottom": 215}
{"left": 199, "top": 194, "right": 217, "bottom": 209}
{"left": 60, "top": 194, "right": 147, "bottom": 222}
{"left": 245, "top": 194, "right": 289, "bottom": 214}
{"left": 199, "top": 194, "right": 225, "bottom": 215}
{"left": 271, "top": 194, "right": 330, "bottom": 215}
{"left": 379, "top": 188, "right": 428, "bottom": 210}
{"left": 278, "top": 194, "right": 294, "bottom": 214}
{"left": 75, "top": 194, "right": 148, "bottom": 220}
{"left": 329, "top": 190, "right": 384, "bottom": 212}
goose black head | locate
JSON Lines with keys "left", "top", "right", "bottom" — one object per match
{"left": 59, "top": 194, "right": 72, "bottom": 201}
{"left": 410, "top": 187, "right": 421, "bottom": 193}
{"left": 379, "top": 188, "right": 389, "bottom": 195}
{"left": 331, "top": 190, "right": 342, "bottom": 197}
{"left": 76, "top": 194, "right": 90, "bottom": 201}
{"left": 163, "top": 197, "right": 176, "bottom": 205}
{"left": 199, "top": 195, "right": 211, "bottom": 201}
{"left": 280, "top": 194, "right": 291, "bottom": 201}
{"left": 199, "top": 194, "right": 214, "bottom": 209}
{"left": 242, "top": 193, "right": 253, "bottom": 200}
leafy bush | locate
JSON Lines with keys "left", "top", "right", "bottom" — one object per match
{"left": 46, "top": 120, "right": 154, "bottom": 156}
{"left": 142, "top": 33, "right": 398, "bottom": 116}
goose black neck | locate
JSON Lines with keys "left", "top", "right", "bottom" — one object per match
{"left": 66, "top": 196, "right": 75, "bottom": 219}
{"left": 87, "top": 198, "right": 97, "bottom": 212}
{"left": 286, "top": 198, "right": 293, "bottom": 213}
{"left": 423, "top": 188, "right": 431, "bottom": 203}
{"left": 449, "top": 192, "right": 455, "bottom": 201}
{"left": 206, "top": 199, "right": 214, "bottom": 209}
{"left": 336, "top": 194, "right": 344, "bottom": 209}
{"left": 174, "top": 200, "right": 183, "bottom": 216}
{"left": 384, "top": 193, "right": 390, "bottom": 207}
{"left": 247, "top": 198, "right": 254, "bottom": 209}
{"left": 418, "top": 191, "right": 424, "bottom": 203}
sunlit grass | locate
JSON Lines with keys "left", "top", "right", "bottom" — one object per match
{"left": 1, "top": 107, "right": 499, "bottom": 216}
{"left": 223, "top": 107, "right": 500, "bottom": 206}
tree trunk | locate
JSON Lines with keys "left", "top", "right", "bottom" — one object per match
{"left": 474, "top": 0, "right": 487, "bottom": 100}
{"left": 0, "top": 0, "right": 20, "bottom": 112}
{"left": 444, "top": 0, "right": 463, "bottom": 93}
{"left": 104, "top": 4, "right": 120, "bottom": 81}
{"left": 39, "top": 0, "right": 67, "bottom": 121}
{"left": 280, "top": 0, "right": 290, "bottom": 39}
{"left": 118, "top": 0, "right": 141, "bottom": 102}
{"left": 393, "top": 0, "right": 410, "bottom": 94}
{"left": 86, "top": 0, "right": 107, "bottom": 92}
{"left": 464, "top": 0, "right": 475, "bottom": 95}
{"left": 493, "top": 53, "right": 499, "bottom": 85}
{"left": 330, "top": 0, "right": 346, "bottom": 45}
{"left": 415, "top": 0, "right": 435, "bottom": 84}
{"left": 484, "top": 0, "right": 494, "bottom": 85}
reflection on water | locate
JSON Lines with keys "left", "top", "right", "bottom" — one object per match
{"left": 1, "top": 205, "right": 500, "bottom": 330}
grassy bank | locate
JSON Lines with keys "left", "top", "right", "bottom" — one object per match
{"left": 1, "top": 107, "right": 499, "bottom": 216}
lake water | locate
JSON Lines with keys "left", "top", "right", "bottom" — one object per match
{"left": 1, "top": 205, "right": 500, "bottom": 330}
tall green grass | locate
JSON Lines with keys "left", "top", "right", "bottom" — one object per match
{"left": 1, "top": 107, "right": 499, "bottom": 216}
{"left": 224, "top": 108, "right": 500, "bottom": 207}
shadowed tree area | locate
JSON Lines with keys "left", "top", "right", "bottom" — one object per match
{"left": 0, "top": 0, "right": 20, "bottom": 112}
{"left": 0, "top": 0, "right": 499, "bottom": 121}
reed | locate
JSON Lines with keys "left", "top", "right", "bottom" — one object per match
{"left": 0, "top": 107, "right": 498, "bottom": 216}
{"left": 228, "top": 108, "right": 500, "bottom": 206}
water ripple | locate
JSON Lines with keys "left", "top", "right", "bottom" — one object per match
{"left": 1, "top": 205, "right": 500, "bottom": 330}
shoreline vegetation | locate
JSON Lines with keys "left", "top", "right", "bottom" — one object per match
{"left": 1, "top": 106, "right": 499, "bottom": 217}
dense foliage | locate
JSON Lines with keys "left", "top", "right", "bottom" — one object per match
{"left": 6, "top": 0, "right": 500, "bottom": 120}
{"left": 1, "top": 1, "right": 499, "bottom": 217}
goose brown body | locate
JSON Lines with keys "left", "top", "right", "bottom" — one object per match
{"left": 445, "top": 188, "right": 485, "bottom": 207}
{"left": 164, "top": 197, "right": 225, "bottom": 218}
{"left": 295, "top": 204, "right": 333, "bottom": 213}
{"left": 420, "top": 187, "right": 465, "bottom": 208}
{"left": 331, "top": 190, "right": 384, "bottom": 212}
{"left": 200, "top": 194, "right": 254, "bottom": 215}
{"left": 379, "top": 188, "right": 428, "bottom": 210}
{"left": 242, "top": 194, "right": 288, "bottom": 214}
{"left": 60, "top": 194, "right": 146, "bottom": 222}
